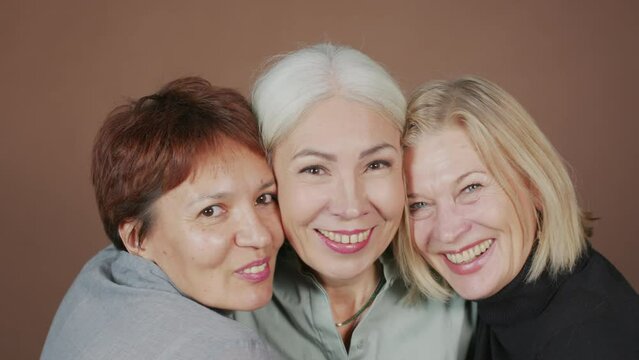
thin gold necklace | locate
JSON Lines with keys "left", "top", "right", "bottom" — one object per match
{"left": 335, "top": 276, "right": 385, "bottom": 327}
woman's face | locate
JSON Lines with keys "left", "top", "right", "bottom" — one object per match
{"left": 405, "top": 125, "right": 536, "bottom": 300}
{"left": 138, "top": 140, "right": 284, "bottom": 310}
{"left": 272, "top": 97, "right": 405, "bottom": 283}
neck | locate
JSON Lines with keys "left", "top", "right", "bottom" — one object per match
{"left": 318, "top": 263, "right": 380, "bottom": 306}
{"left": 315, "top": 263, "right": 382, "bottom": 346}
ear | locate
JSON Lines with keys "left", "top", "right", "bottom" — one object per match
{"left": 118, "top": 219, "right": 151, "bottom": 259}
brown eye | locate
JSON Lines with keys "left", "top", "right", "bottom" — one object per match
{"left": 300, "top": 166, "right": 326, "bottom": 175}
{"left": 367, "top": 160, "right": 391, "bottom": 171}
{"left": 201, "top": 205, "right": 225, "bottom": 217}
{"left": 256, "top": 193, "right": 277, "bottom": 205}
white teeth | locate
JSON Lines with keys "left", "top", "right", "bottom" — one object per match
{"left": 318, "top": 229, "right": 371, "bottom": 244}
{"left": 445, "top": 239, "right": 494, "bottom": 264}
{"left": 242, "top": 263, "right": 267, "bottom": 274}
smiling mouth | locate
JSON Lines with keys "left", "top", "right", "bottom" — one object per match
{"left": 234, "top": 258, "right": 271, "bottom": 282}
{"left": 239, "top": 263, "right": 267, "bottom": 274}
{"left": 445, "top": 239, "right": 494, "bottom": 264}
{"left": 235, "top": 258, "right": 269, "bottom": 274}
{"left": 317, "top": 228, "right": 372, "bottom": 244}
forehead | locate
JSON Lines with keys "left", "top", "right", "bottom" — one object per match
{"left": 279, "top": 97, "right": 400, "bottom": 151}
{"left": 405, "top": 126, "right": 487, "bottom": 182}
{"left": 189, "top": 142, "right": 269, "bottom": 182}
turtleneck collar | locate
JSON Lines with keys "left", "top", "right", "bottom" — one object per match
{"left": 476, "top": 243, "right": 591, "bottom": 326}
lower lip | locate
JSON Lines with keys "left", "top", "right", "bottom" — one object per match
{"left": 443, "top": 239, "right": 495, "bottom": 275}
{"left": 235, "top": 262, "right": 271, "bottom": 283}
{"left": 317, "top": 228, "right": 373, "bottom": 254}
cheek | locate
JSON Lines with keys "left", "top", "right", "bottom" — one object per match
{"left": 262, "top": 211, "right": 285, "bottom": 247}
{"left": 411, "top": 219, "right": 431, "bottom": 253}
{"left": 188, "top": 226, "right": 235, "bottom": 266}
{"left": 366, "top": 175, "right": 405, "bottom": 220}
{"left": 279, "top": 182, "right": 330, "bottom": 225}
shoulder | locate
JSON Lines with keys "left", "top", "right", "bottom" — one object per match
{"left": 157, "top": 314, "right": 273, "bottom": 360}
{"left": 539, "top": 315, "right": 639, "bottom": 359}
{"left": 44, "top": 247, "right": 272, "bottom": 360}
{"left": 554, "top": 248, "right": 639, "bottom": 316}
{"left": 535, "top": 249, "right": 639, "bottom": 357}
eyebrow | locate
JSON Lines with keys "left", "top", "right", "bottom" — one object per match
{"left": 456, "top": 170, "right": 486, "bottom": 185}
{"left": 292, "top": 149, "right": 336, "bottom": 161}
{"left": 189, "top": 192, "right": 229, "bottom": 206}
{"left": 359, "top": 143, "right": 397, "bottom": 159}
{"left": 292, "top": 143, "right": 397, "bottom": 162}
{"left": 406, "top": 170, "right": 486, "bottom": 199}
{"left": 189, "top": 179, "right": 276, "bottom": 206}
{"left": 258, "top": 179, "right": 276, "bottom": 191}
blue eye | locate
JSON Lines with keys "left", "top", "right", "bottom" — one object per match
{"left": 408, "top": 201, "right": 429, "bottom": 212}
{"left": 462, "top": 183, "right": 482, "bottom": 193}
{"left": 201, "top": 205, "right": 225, "bottom": 218}
{"left": 256, "top": 193, "right": 277, "bottom": 205}
{"left": 300, "top": 166, "right": 326, "bottom": 175}
{"left": 367, "top": 160, "right": 391, "bottom": 171}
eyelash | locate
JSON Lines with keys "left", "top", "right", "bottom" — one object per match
{"left": 299, "top": 159, "right": 392, "bottom": 176}
{"left": 462, "top": 183, "right": 483, "bottom": 193}
{"left": 256, "top": 193, "right": 278, "bottom": 205}
{"left": 200, "top": 193, "right": 277, "bottom": 218}
{"left": 201, "top": 205, "right": 225, "bottom": 218}
{"left": 367, "top": 160, "right": 391, "bottom": 171}
{"left": 408, "top": 201, "right": 429, "bottom": 213}
{"left": 299, "top": 165, "right": 327, "bottom": 175}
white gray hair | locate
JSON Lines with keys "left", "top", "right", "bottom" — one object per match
{"left": 251, "top": 43, "right": 406, "bottom": 156}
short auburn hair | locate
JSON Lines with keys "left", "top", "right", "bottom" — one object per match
{"left": 92, "top": 77, "right": 262, "bottom": 250}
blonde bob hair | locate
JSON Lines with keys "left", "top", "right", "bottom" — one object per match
{"left": 251, "top": 43, "right": 406, "bottom": 155}
{"left": 396, "top": 76, "right": 589, "bottom": 300}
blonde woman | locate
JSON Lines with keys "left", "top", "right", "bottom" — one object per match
{"left": 399, "top": 76, "right": 639, "bottom": 359}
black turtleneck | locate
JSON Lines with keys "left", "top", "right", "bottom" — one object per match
{"left": 470, "top": 244, "right": 639, "bottom": 360}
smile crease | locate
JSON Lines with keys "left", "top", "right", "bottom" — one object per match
{"left": 318, "top": 229, "right": 371, "bottom": 244}
{"left": 445, "top": 239, "right": 494, "bottom": 264}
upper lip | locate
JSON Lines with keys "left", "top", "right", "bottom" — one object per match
{"left": 441, "top": 238, "right": 494, "bottom": 255}
{"left": 234, "top": 257, "right": 270, "bottom": 272}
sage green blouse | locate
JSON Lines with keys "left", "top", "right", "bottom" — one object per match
{"left": 232, "top": 246, "right": 475, "bottom": 360}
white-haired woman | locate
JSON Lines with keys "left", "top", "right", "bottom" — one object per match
{"left": 399, "top": 76, "right": 639, "bottom": 359}
{"left": 232, "top": 44, "right": 474, "bottom": 359}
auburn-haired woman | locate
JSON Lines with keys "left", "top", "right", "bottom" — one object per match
{"left": 42, "top": 77, "right": 283, "bottom": 359}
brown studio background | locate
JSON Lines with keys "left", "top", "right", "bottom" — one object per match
{"left": 2, "top": 0, "right": 638, "bottom": 358}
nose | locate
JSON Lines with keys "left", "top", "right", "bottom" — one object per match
{"left": 329, "top": 173, "right": 368, "bottom": 220}
{"left": 433, "top": 202, "right": 470, "bottom": 244}
{"left": 235, "top": 208, "right": 273, "bottom": 248}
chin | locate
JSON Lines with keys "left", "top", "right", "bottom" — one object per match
{"left": 316, "top": 257, "right": 373, "bottom": 282}
{"left": 204, "top": 283, "right": 274, "bottom": 311}
{"left": 453, "top": 286, "right": 491, "bottom": 301}
{"left": 240, "top": 283, "right": 274, "bottom": 311}
{"left": 447, "top": 274, "right": 501, "bottom": 300}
